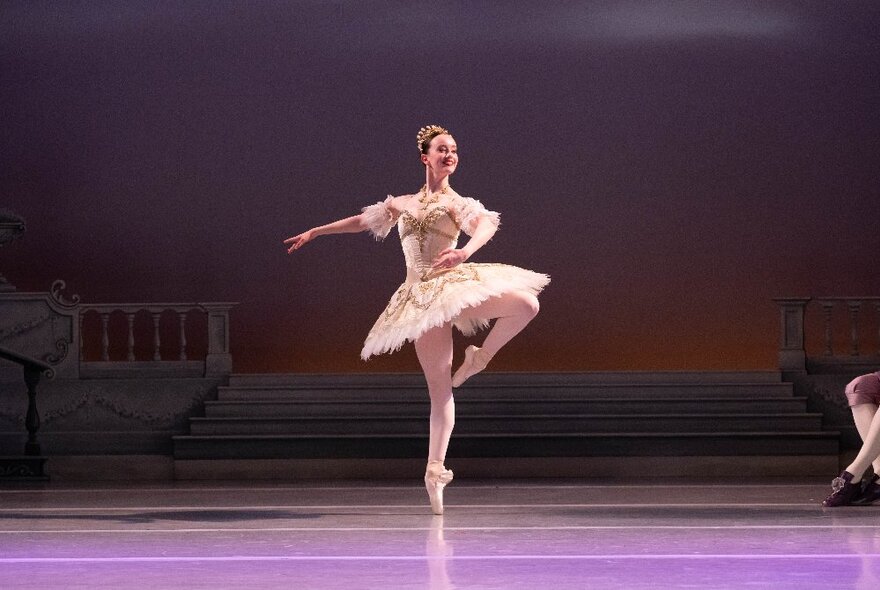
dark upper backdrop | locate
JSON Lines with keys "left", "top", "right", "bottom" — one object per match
{"left": 2, "top": 1, "right": 878, "bottom": 373}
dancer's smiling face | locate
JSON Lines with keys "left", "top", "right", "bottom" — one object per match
{"left": 421, "top": 134, "right": 458, "bottom": 175}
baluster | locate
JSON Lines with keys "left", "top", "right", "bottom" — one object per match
{"left": 179, "top": 312, "right": 188, "bottom": 361}
{"left": 151, "top": 312, "right": 162, "bottom": 361}
{"left": 100, "top": 312, "right": 110, "bottom": 361}
{"left": 847, "top": 300, "right": 862, "bottom": 356}
{"left": 819, "top": 301, "right": 834, "bottom": 356}
{"left": 126, "top": 313, "right": 136, "bottom": 361}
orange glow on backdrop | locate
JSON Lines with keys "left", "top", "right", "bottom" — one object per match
{"left": 3, "top": 3, "right": 879, "bottom": 374}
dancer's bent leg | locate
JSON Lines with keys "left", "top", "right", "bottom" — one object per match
{"left": 824, "top": 402, "right": 880, "bottom": 507}
{"left": 452, "top": 290, "right": 540, "bottom": 386}
{"left": 846, "top": 403, "right": 880, "bottom": 481}
{"left": 414, "top": 324, "right": 456, "bottom": 514}
{"left": 850, "top": 404, "right": 880, "bottom": 504}
{"left": 851, "top": 404, "right": 880, "bottom": 476}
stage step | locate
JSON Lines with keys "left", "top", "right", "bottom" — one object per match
{"left": 227, "top": 371, "right": 786, "bottom": 386}
{"left": 188, "top": 413, "right": 823, "bottom": 435}
{"left": 174, "top": 431, "right": 838, "bottom": 459}
{"left": 173, "top": 371, "right": 839, "bottom": 479}
{"left": 216, "top": 382, "right": 795, "bottom": 401}
{"left": 203, "top": 397, "right": 809, "bottom": 418}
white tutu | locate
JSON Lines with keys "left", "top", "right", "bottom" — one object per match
{"left": 359, "top": 192, "right": 549, "bottom": 360}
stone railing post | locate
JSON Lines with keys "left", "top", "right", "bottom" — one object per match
{"left": 773, "top": 297, "right": 810, "bottom": 373}
{"left": 23, "top": 365, "right": 43, "bottom": 456}
{"left": 0, "top": 345, "right": 53, "bottom": 461}
{"left": 201, "top": 302, "right": 237, "bottom": 377}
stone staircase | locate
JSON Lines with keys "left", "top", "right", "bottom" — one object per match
{"left": 172, "top": 371, "right": 839, "bottom": 479}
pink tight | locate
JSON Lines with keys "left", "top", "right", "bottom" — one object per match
{"left": 414, "top": 290, "right": 539, "bottom": 464}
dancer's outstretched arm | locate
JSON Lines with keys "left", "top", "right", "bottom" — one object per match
{"left": 284, "top": 199, "right": 403, "bottom": 254}
{"left": 284, "top": 215, "right": 364, "bottom": 253}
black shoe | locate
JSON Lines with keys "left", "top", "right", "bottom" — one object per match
{"left": 822, "top": 471, "right": 861, "bottom": 507}
{"left": 852, "top": 473, "right": 880, "bottom": 505}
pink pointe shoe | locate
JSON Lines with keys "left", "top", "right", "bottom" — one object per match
{"left": 452, "top": 345, "right": 491, "bottom": 388}
{"left": 425, "top": 461, "right": 454, "bottom": 515}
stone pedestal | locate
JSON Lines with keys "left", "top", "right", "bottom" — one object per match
{"left": 774, "top": 297, "right": 810, "bottom": 374}
{"left": 201, "top": 302, "right": 235, "bottom": 377}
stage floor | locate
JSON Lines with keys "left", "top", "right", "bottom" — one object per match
{"left": 1, "top": 478, "right": 878, "bottom": 589}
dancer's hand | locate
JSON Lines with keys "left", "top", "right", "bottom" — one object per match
{"left": 284, "top": 230, "right": 314, "bottom": 254}
{"left": 432, "top": 248, "right": 468, "bottom": 270}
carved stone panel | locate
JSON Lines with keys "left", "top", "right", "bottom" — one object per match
{"left": 0, "top": 281, "right": 80, "bottom": 379}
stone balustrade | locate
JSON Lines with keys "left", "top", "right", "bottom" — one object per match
{"left": 1, "top": 280, "right": 237, "bottom": 379}
{"left": 78, "top": 302, "right": 236, "bottom": 378}
{"left": 775, "top": 297, "right": 880, "bottom": 373}
{"left": 814, "top": 297, "right": 880, "bottom": 358}
{"left": 81, "top": 304, "right": 195, "bottom": 363}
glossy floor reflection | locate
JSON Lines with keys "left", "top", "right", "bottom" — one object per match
{"left": 1, "top": 478, "right": 879, "bottom": 589}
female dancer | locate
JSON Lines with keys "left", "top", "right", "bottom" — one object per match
{"left": 284, "top": 125, "right": 549, "bottom": 514}
{"left": 823, "top": 371, "right": 880, "bottom": 507}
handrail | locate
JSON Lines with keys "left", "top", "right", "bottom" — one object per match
{"left": 0, "top": 345, "right": 54, "bottom": 375}
{"left": 0, "top": 344, "right": 54, "bottom": 456}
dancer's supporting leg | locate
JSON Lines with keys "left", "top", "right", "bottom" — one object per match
{"left": 452, "top": 290, "right": 540, "bottom": 387}
{"left": 414, "top": 324, "right": 456, "bottom": 514}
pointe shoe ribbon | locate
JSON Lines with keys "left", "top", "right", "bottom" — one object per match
{"left": 452, "top": 345, "right": 490, "bottom": 388}
{"left": 425, "top": 462, "right": 454, "bottom": 515}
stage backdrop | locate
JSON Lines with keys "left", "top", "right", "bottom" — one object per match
{"left": 2, "top": 1, "right": 878, "bottom": 373}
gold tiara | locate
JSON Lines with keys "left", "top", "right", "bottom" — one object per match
{"left": 417, "top": 125, "right": 450, "bottom": 151}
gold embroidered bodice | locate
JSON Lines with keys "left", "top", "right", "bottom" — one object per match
{"left": 398, "top": 206, "right": 461, "bottom": 281}
{"left": 359, "top": 192, "right": 547, "bottom": 360}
